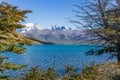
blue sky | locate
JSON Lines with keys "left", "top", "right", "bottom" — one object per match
{"left": 1, "top": 0, "right": 81, "bottom": 29}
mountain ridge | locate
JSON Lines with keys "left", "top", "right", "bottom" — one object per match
{"left": 19, "top": 23, "right": 98, "bottom": 44}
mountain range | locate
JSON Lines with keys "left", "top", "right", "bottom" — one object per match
{"left": 19, "top": 23, "right": 99, "bottom": 44}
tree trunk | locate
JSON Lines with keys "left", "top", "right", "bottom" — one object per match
{"left": 118, "top": 52, "right": 120, "bottom": 64}
{"left": 117, "top": 43, "right": 120, "bottom": 64}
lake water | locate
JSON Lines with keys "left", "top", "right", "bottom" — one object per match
{"left": 3, "top": 44, "right": 110, "bottom": 68}
{"left": 2, "top": 44, "right": 112, "bottom": 77}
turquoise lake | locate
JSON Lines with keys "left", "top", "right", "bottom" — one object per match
{"left": 2, "top": 44, "right": 115, "bottom": 77}
{"left": 3, "top": 44, "right": 111, "bottom": 70}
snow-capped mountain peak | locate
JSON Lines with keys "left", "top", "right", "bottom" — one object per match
{"left": 21, "top": 23, "right": 41, "bottom": 33}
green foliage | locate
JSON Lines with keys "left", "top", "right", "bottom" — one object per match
{"left": 0, "top": 1, "right": 32, "bottom": 79}
{"left": 111, "top": 74, "right": 120, "bottom": 80}
{"left": 0, "top": 1, "right": 32, "bottom": 32}
{"left": 87, "top": 45, "right": 117, "bottom": 60}
{"left": 80, "top": 63, "right": 100, "bottom": 80}
{"left": 62, "top": 65, "right": 80, "bottom": 80}
{"left": 2, "top": 62, "right": 27, "bottom": 71}
{"left": 23, "top": 67, "right": 59, "bottom": 80}
{"left": 0, "top": 1, "right": 32, "bottom": 54}
{"left": 21, "top": 62, "right": 120, "bottom": 80}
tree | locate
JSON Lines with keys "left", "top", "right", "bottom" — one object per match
{"left": 71, "top": 0, "right": 120, "bottom": 63}
{"left": 0, "top": 1, "right": 32, "bottom": 79}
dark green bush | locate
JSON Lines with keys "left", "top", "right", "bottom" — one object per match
{"left": 22, "top": 67, "right": 59, "bottom": 80}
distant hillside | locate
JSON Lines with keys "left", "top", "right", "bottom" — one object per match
{"left": 0, "top": 32, "right": 48, "bottom": 45}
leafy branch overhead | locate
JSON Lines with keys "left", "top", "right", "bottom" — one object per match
{"left": 0, "top": 2, "right": 32, "bottom": 32}
{"left": 0, "top": 1, "right": 32, "bottom": 54}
